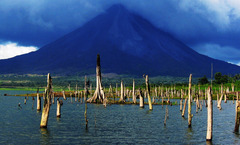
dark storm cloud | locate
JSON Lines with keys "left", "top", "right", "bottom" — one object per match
{"left": 0, "top": 0, "right": 240, "bottom": 63}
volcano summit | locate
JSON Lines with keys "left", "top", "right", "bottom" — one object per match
{"left": 0, "top": 4, "right": 239, "bottom": 77}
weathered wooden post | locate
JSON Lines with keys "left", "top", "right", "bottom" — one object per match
{"left": 143, "top": 74, "right": 153, "bottom": 110}
{"left": 139, "top": 88, "right": 144, "bottom": 108}
{"left": 56, "top": 98, "right": 63, "bottom": 117}
{"left": 132, "top": 79, "right": 136, "bottom": 104}
{"left": 87, "top": 54, "right": 105, "bottom": 103}
{"left": 206, "top": 87, "right": 213, "bottom": 141}
{"left": 40, "top": 73, "right": 52, "bottom": 128}
{"left": 188, "top": 74, "right": 193, "bottom": 127}
{"left": 37, "top": 89, "right": 41, "bottom": 111}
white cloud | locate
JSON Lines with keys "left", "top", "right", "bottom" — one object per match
{"left": 0, "top": 42, "right": 37, "bottom": 59}
{"left": 179, "top": 0, "right": 240, "bottom": 30}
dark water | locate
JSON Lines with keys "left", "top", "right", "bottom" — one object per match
{"left": 0, "top": 90, "right": 239, "bottom": 145}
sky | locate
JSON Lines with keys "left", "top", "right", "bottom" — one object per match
{"left": 0, "top": 0, "right": 240, "bottom": 65}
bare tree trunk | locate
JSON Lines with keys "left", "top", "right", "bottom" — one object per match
{"left": 144, "top": 75, "right": 153, "bottom": 110}
{"left": 40, "top": 73, "right": 52, "bottom": 128}
{"left": 188, "top": 74, "right": 193, "bottom": 127}
{"left": 87, "top": 54, "right": 105, "bottom": 103}
{"left": 139, "top": 88, "right": 144, "bottom": 108}
{"left": 132, "top": 79, "right": 136, "bottom": 104}
{"left": 206, "top": 87, "right": 213, "bottom": 141}
{"left": 52, "top": 92, "right": 55, "bottom": 104}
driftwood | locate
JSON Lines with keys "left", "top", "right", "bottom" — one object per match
{"left": 87, "top": 54, "right": 105, "bottom": 103}
{"left": 206, "top": 87, "right": 213, "bottom": 141}
{"left": 40, "top": 73, "right": 52, "bottom": 128}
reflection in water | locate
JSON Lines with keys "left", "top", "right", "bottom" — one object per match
{"left": 185, "top": 127, "right": 193, "bottom": 141}
{"left": 206, "top": 140, "right": 213, "bottom": 145}
{"left": 40, "top": 128, "right": 51, "bottom": 144}
{"left": 56, "top": 117, "right": 60, "bottom": 122}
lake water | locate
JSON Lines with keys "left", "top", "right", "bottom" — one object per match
{"left": 0, "top": 90, "right": 239, "bottom": 144}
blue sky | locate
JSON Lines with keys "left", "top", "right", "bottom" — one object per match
{"left": 0, "top": 0, "right": 240, "bottom": 65}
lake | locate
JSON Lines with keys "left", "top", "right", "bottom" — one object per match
{"left": 0, "top": 90, "right": 239, "bottom": 144}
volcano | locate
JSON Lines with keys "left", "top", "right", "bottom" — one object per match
{"left": 0, "top": 4, "right": 239, "bottom": 77}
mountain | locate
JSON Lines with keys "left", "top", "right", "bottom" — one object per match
{"left": 0, "top": 4, "right": 240, "bottom": 77}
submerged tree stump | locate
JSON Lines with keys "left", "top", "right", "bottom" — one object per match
{"left": 188, "top": 74, "right": 193, "bottom": 127}
{"left": 206, "top": 87, "right": 213, "bottom": 141}
{"left": 40, "top": 73, "right": 52, "bottom": 128}
{"left": 144, "top": 74, "right": 152, "bottom": 110}
{"left": 87, "top": 54, "right": 105, "bottom": 104}
{"left": 56, "top": 98, "right": 63, "bottom": 117}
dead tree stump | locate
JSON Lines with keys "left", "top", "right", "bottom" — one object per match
{"left": 139, "top": 88, "right": 144, "bottom": 108}
{"left": 87, "top": 54, "right": 105, "bottom": 103}
{"left": 37, "top": 89, "right": 41, "bottom": 111}
{"left": 234, "top": 92, "right": 240, "bottom": 133}
{"left": 56, "top": 98, "right": 63, "bottom": 117}
{"left": 119, "top": 80, "right": 125, "bottom": 102}
{"left": 132, "top": 79, "right": 136, "bottom": 104}
{"left": 206, "top": 87, "right": 213, "bottom": 141}
{"left": 40, "top": 73, "right": 52, "bottom": 128}
{"left": 143, "top": 74, "right": 152, "bottom": 110}
{"left": 188, "top": 74, "right": 193, "bottom": 127}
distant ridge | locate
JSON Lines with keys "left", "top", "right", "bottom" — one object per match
{"left": 0, "top": 4, "right": 239, "bottom": 77}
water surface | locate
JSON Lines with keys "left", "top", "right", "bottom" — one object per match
{"left": 0, "top": 90, "right": 239, "bottom": 144}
